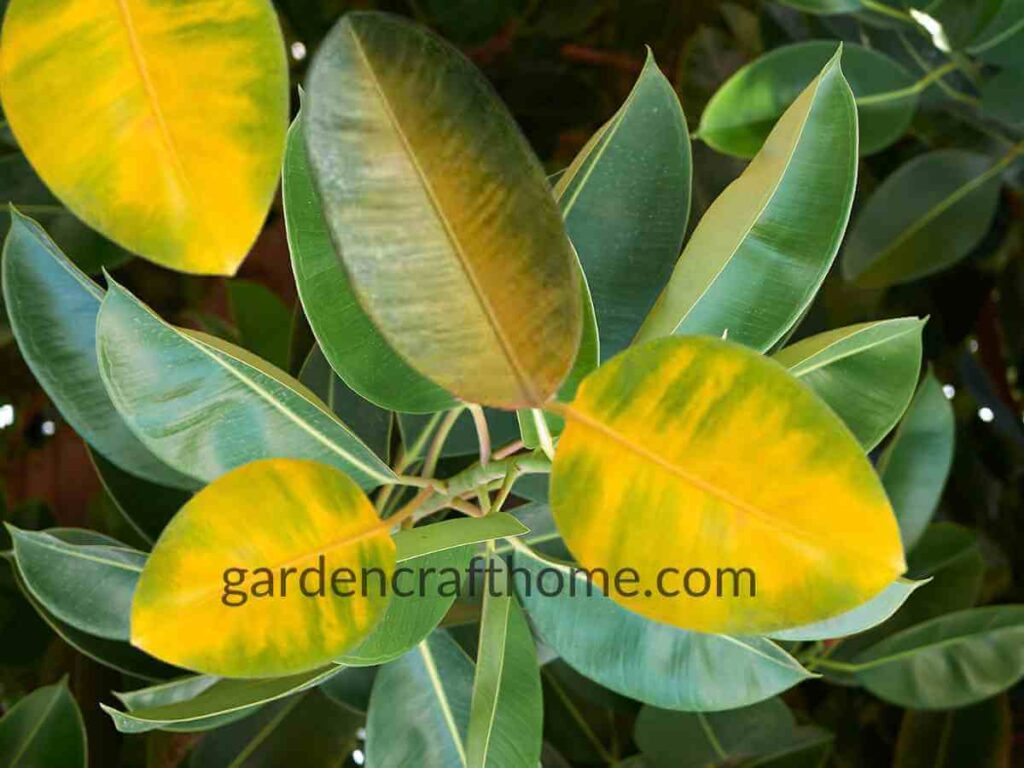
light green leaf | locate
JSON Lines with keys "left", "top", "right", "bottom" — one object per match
{"left": 393, "top": 513, "right": 528, "bottom": 561}
{"left": 842, "top": 149, "right": 1007, "bottom": 287}
{"left": 0, "top": 680, "right": 86, "bottom": 768}
{"left": 636, "top": 50, "right": 857, "bottom": 351}
{"left": 1, "top": 210, "right": 193, "bottom": 488}
{"left": 304, "top": 12, "right": 582, "bottom": 409}
{"left": 96, "top": 278, "right": 395, "bottom": 488}
{"left": 699, "top": 41, "right": 916, "bottom": 158}
{"left": 774, "top": 317, "right": 924, "bottom": 450}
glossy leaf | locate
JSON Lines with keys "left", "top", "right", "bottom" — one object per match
{"left": 550, "top": 336, "right": 905, "bottom": 635}
{"left": 131, "top": 459, "right": 396, "bottom": 677}
{"left": 7, "top": 525, "right": 143, "bottom": 640}
{"left": 699, "top": 42, "right": 916, "bottom": 158}
{"left": 466, "top": 555, "right": 543, "bottom": 768}
{"left": 103, "top": 666, "right": 339, "bottom": 734}
{"left": 1, "top": 211, "right": 193, "bottom": 488}
{"left": 96, "top": 278, "right": 395, "bottom": 488}
{"left": 514, "top": 547, "right": 813, "bottom": 711}
{"left": 366, "top": 630, "right": 474, "bottom": 766}
{"left": 554, "top": 50, "right": 690, "bottom": 359}
{"left": 0, "top": 680, "right": 86, "bottom": 767}
{"left": 0, "top": 0, "right": 288, "bottom": 274}
{"left": 636, "top": 50, "right": 857, "bottom": 351}
{"left": 894, "top": 695, "right": 1011, "bottom": 768}
{"left": 283, "top": 110, "right": 455, "bottom": 413}
{"left": 879, "top": 373, "right": 955, "bottom": 550}
{"left": 853, "top": 605, "right": 1024, "bottom": 708}
{"left": 304, "top": 11, "right": 582, "bottom": 408}
{"left": 774, "top": 317, "right": 924, "bottom": 450}
{"left": 842, "top": 149, "right": 1005, "bottom": 287}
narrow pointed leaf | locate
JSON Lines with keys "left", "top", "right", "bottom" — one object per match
{"left": 550, "top": 336, "right": 905, "bottom": 635}
{"left": 391, "top": 513, "right": 527, "bottom": 562}
{"left": 1, "top": 211, "right": 193, "bottom": 488}
{"left": 635, "top": 50, "right": 857, "bottom": 351}
{"left": 0, "top": 680, "right": 86, "bottom": 767}
{"left": 0, "top": 0, "right": 288, "bottom": 274}
{"left": 96, "top": 279, "right": 395, "bottom": 488}
{"left": 131, "top": 459, "right": 396, "bottom": 677}
{"left": 774, "top": 317, "right": 924, "bottom": 450}
{"left": 305, "top": 11, "right": 582, "bottom": 408}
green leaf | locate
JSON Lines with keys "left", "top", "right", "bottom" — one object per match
{"left": 981, "top": 69, "right": 1024, "bottom": 126}
{"left": 299, "top": 344, "right": 392, "bottom": 462}
{"left": 894, "top": 695, "right": 1011, "bottom": 768}
{"left": 189, "top": 689, "right": 361, "bottom": 768}
{"left": 7, "top": 526, "right": 143, "bottom": 640}
{"left": 466, "top": 555, "right": 543, "bottom": 768}
{"left": 775, "top": 0, "right": 863, "bottom": 13}
{"left": 399, "top": 408, "right": 521, "bottom": 460}
{"left": 967, "top": 0, "right": 1024, "bottom": 68}
{"left": 366, "top": 630, "right": 474, "bottom": 766}
{"left": 493, "top": 502, "right": 561, "bottom": 556}
{"left": 699, "top": 41, "right": 916, "bottom": 158}
{"left": 319, "top": 666, "right": 376, "bottom": 714}
{"left": 512, "top": 547, "right": 813, "bottom": 710}
{"left": 554, "top": 50, "right": 691, "bottom": 359}
{"left": 392, "top": 513, "right": 528, "bottom": 561}
{"left": 96, "top": 278, "right": 395, "bottom": 488}
{"left": 852, "top": 605, "right": 1024, "bottom": 709}
{"left": 634, "top": 698, "right": 832, "bottom": 768}
{"left": 636, "top": 50, "right": 857, "bottom": 351}
{"left": 227, "top": 280, "right": 292, "bottom": 372}
{"left": 775, "top": 317, "right": 924, "bottom": 451}
{"left": 842, "top": 149, "right": 1006, "bottom": 287}
{"left": 1, "top": 210, "right": 193, "bottom": 488}
{"left": 102, "top": 666, "right": 339, "bottom": 734}
{"left": 0, "top": 680, "right": 86, "bottom": 768}
{"left": 283, "top": 109, "right": 455, "bottom": 413}
{"left": 304, "top": 11, "right": 582, "bottom": 409}
{"left": 879, "top": 373, "right": 955, "bottom": 550}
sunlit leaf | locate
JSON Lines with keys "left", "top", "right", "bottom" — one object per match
{"left": 0, "top": 0, "right": 288, "bottom": 274}
{"left": 131, "top": 459, "right": 396, "bottom": 677}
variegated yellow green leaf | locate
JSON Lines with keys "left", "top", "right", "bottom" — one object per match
{"left": 0, "top": 0, "right": 288, "bottom": 275}
{"left": 304, "top": 11, "right": 582, "bottom": 408}
{"left": 131, "top": 459, "right": 395, "bottom": 677}
{"left": 549, "top": 336, "right": 905, "bottom": 635}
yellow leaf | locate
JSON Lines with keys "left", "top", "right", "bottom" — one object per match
{"left": 0, "top": 0, "right": 288, "bottom": 275}
{"left": 131, "top": 459, "right": 395, "bottom": 677}
{"left": 549, "top": 336, "right": 905, "bottom": 635}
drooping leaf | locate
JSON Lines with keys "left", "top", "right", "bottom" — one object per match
{"left": 1, "top": 211, "right": 193, "bottom": 488}
{"left": 102, "top": 666, "right": 339, "bottom": 734}
{"left": 774, "top": 317, "right": 924, "bottom": 450}
{"left": 554, "top": 50, "right": 690, "bottom": 359}
{"left": 0, "top": 680, "right": 86, "bottom": 768}
{"left": 130, "top": 459, "right": 396, "bottom": 677}
{"left": 7, "top": 525, "right": 143, "bottom": 640}
{"left": 842, "top": 149, "right": 1005, "bottom": 287}
{"left": 550, "top": 336, "right": 905, "bottom": 635}
{"left": 366, "top": 630, "right": 474, "bottom": 766}
{"left": 894, "top": 695, "right": 1011, "bottom": 768}
{"left": 879, "top": 373, "right": 956, "bottom": 550}
{"left": 466, "top": 555, "right": 543, "bottom": 768}
{"left": 283, "top": 109, "right": 456, "bottom": 413}
{"left": 96, "top": 278, "right": 395, "bottom": 489}
{"left": 0, "top": 0, "right": 288, "bottom": 274}
{"left": 852, "top": 605, "right": 1024, "bottom": 709}
{"left": 304, "top": 11, "right": 582, "bottom": 408}
{"left": 636, "top": 50, "right": 857, "bottom": 351}
{"left": 699, "top": 41, "right": 916, "bottom": 158}
{"left": 513, "top": 547, "right": 813, "bottom": 711}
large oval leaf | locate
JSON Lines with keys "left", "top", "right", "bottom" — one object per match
{"left": 554, "top": 51, "right": 691, "bottom": 360}
{"left": 774, "top": 317, "right": 924, "bottom": 451}
{"left": 284, "top": 109, "right": 456, "bottom": 413}
{"left": 852, "top": 606, "right": 1024, "bottom": 709}
{"left": 96, "top": 278, "right": 395, "bottom": 488}
{"left": 635, "top": 50, "right": 857, "bottom": 351}
{"left": 550, "top": 336, "right": 905, "bottom": 635}
{"left": 304, "top": 11, "right": 581, "bottom": 408}
{"left": 699, "top": 41, "right": 916, "bottom": 158}
{"left": 513, "top": 547, "right": 813, "bottom": 711}
{"left": 0, "top": 0, "right": 288, "bottom": 274}
{"left": 0, "top": 680, "right": 85, "bottom": 768}
{"left": 131, "top": 459, "right": 396, "bottom": 677}
{"left": 842, "top": 149, "right": 1005, "bottom": 287}
{"left": 1, "top": 212, "right": 193, "bottom": 488}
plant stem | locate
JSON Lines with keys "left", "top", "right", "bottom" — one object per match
{"left": 467, "top": 403, "right": 491, "bottom": 466}
{"left": 855, "top": 61, "right": 957, "bottom": 106}
{"left": 487, "top": 463, "right": 521, "bottom": 515}
{"left": 807, "top": 657, "right": 862, "bottom": 673}
{"left": 422, "top": 406, "right": 466, "bottom": 479}
{"left": 859, "top": 0, "right": 914, "bottom": 22}
{"left": 492, "top": 439, "right": 524, "bottom": 460}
